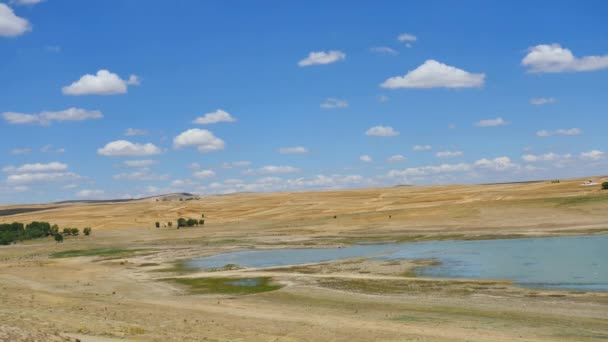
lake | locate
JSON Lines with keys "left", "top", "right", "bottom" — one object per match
{"left": 186, "top": 235, "right": 608, "bottom": 291}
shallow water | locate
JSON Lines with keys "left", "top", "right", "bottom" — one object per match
{"left": 186, "top": 235, "right": 608, "bottom": 291}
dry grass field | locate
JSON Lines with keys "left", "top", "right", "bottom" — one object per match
{"left": 0, "top": 176, "right": 607, "bottom": 341}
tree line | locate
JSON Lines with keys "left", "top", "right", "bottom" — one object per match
{"left": 155, "top": 214, "right": 205, "bottom": 229}
{"left": 0, "top": 221, "right": 91, "bottom": 245}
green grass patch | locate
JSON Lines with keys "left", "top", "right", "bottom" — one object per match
{"left": 164, "top": 277, "right": 282, "bottom": 295}
{"left": 50, "top": 247, "right": 143, "bottom": 259}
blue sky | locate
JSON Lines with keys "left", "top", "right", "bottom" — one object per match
{"left": 1, "top": 0, "right": 607, "bottom": 203}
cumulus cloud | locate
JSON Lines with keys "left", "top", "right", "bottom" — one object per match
{"left": 580, "top": 150, "right": 604, "bottom": 161}
{"left": 522, "top": 44, "right": 608, "bottom": 73}
{"left": 413, "top": 145, "right": 432, "bottom": 151}
{"left": 0, "top": 3, "right": 30, "bottom": 37}
{"left": 123, "top": 160, "right": 157, "bottom": 167}
{"left": 298, "top": 50, "right": 345, "bottom": 67}
{"left": 244, "top": 165, "right": 300, "bottom": 175}
{"left": 97, "top": 140, "right": 162, "bottom": 157}
{"left": 10, "top": 148, "right": 31, "bottom": 155}
{"left": 475, "top": 117, "right": 508, "bottom": 127}
{"left": 536, "top": 128, "right": 581, "bottom": 137}
{"left": 436, "top": 151, "right": 463, "bottom": 158}
{"left": 7, "top": 172, "right": 81, "bottom": 184}
{"left": 474, "top": 157, "right": 517, "bottom": 171}
{"left": 10, "top": 0, "right": 43, "bottom": 5}
{"left": 387, "top": 154, "right": 407, "bottom": 162}
{"left": 522, "top": 153, "right": 572, "bottom": 162}
{"left": 62, "top": 70, "right": 140, "bottom": 95}
{"left": 192, "top": 109, "right": 236, "bottom": 125}
{"left": 370, "top": 46, "right": 398, "bottom": 55}
{"left": 365, "top": 125, "right": 399, "bottom": 137}
{"left": 388, "top": 163, "right": 471, "bottom": 178}
{"left": 113, "top": 169, "right": 169, "bottom": 181}
{"left": 360, "top": 155, "right": 372, "bottom": 162}
{"left": 76, "top": 189, "right": 105, "bottom": 198}
{"left": 221, "top": 161, "right": 251, "bottom": 169}
{"left": 2, "top": 107, "right": 102, "bottom": 125}
{"left": 530, "top": 97, "right": 556, "bottom": 105}
{"left": 193, "top": 169, "right": 216, "bottom": 178}
{"left": 124, "top": 128, "right": 148, "bottom": 136}
{"left": 173, "top": 128, "right": 225, "bottom": 153}
{"left": 398, "top": 33, "right": 417, "bottom": 42}
{"left": 381, "top": 60, "right": 485, "bottom": 89}
{"left": 320, "top": 98, "right": 349, "bottom": 109}
{"left": 279, "top": 146, "right": 309, "bottom": 154}
{"left": 3, "top": 162, "right": 67, "bottom": 174}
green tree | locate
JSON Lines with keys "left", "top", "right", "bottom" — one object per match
{"left": 63, "top": 228, "right": 71, "bottom": 236}
{"left": 602, "top": 182, "right": 608, "bottom": 190}
{"left": 198, "top": 219, "right": 205, "bottom": 225}
{"left": 51, "top": 224, "right": 59, "bottom": 235}
{"left": 186, "top": 218, "right": 198, "bottom": 227}
{"left": 54, "top": 234, "right": 64, "bottom": 243}
{"left": 177, "top": 218, "right": 187, "bottom": 228}
{"left": 83, "top": 227, "right": 91, "bottom": 236}
{"left": 71, "top": 228, "right": 79, "bottom": 236}
{"left": 155, "top": 222, "right": 160, "bottom": 228}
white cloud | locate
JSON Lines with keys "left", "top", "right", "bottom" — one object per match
{"left": 7, "top": 172, "right": 81, "bottom": 184}
{"left": 76, "top": 189, "right": 105, "bottom": 198}
{"left": 124, "top": 128, "right": 148, "bottom": 136}
{"left": 97, "top": 140, "right": 162, "bottom": 157}
{"left": 530, "top": 97, "right": 556, "bottom": 105}
{"left": 0, "top": 3, "right": 30, "bottom": 37}
{"left": 123, "top": 159, "right": 157, "bottom": 167}
{"left": 10, "top": 148, "right": 31, "bottom": 155}
{"left": 62, "top": 69, "right": 140, "bottom": 95}
{"left": 113, "top": 169, "right": 169, "bottom": 181}
{"left": 193, "top": 109, "right": 236, "bottom": 125}
{"left": 193, "top": 169, "right": 216, "bottom": 178}
{"left": 413, "top": 145, "right": 432, "bottom": 151}
{"left": 475, "top": 117, "right": 508, "bottom": 127}
{"left": 381, "top": 60, "right": 485, "bottom": 89}
{"left": 370, "top": 46, "right": 398, "bottom": 55}
{"left": 474, "top": 157, "right": 516, "bottom": 171}
{"left": 10, "top": 0, "right": 43, "bottom": 5}
{"left": 522, "top": 44, "right": 608, "bottom": 73}
{"left": 365, "top": 125, "right": 399, "bottom": 137}
{"left": 173, "top": 128, "right": 225, "bottom": 153}
{"left": 298, "top": 50, "right": 346, "bottom": 67}
{"left": 360, "top": 155, "right": 372, "bottom": 162}
{"left": 436, "top": 151, "right": 464, "bottom": 158}
{"left": 522, "top": 153, "right": 572, "bottom": 162}
{"left": 2, "top": 107, "right": 103, "bottom": 125}
{"left": 397, "top": 33, "right": 417, "bottom": 42}
{"left": 320, "top": 98, "right": 349, "bottom": 109}
{"left": 536, "top": 128, "right": 581, "bottom": 137}
{"left": 221, "top": 161, "right": 251, "bottom": 169}
{"left": 388, "top": 163, "right": 471, "bottom": 178}
{"left": 279, "top": 146, "right": 309, "bottom": 154}
{"left": 245, "top": 165, "right": 300, "bottom": 175}
{"left": 580, "top": 150, "right": 604, "bottom": 161}
{"left": 387, "top": 154, "right": 407, "bottom": 163}
{"left": 3, "top": 162, "right": 68, "bottom": 174}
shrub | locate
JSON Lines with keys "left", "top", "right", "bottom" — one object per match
{"left": 63, "top": 228, "right": 72, "bottom": 236}
{"left": 186, "top": 218, "right": 198, "bottom": 227}
{"left": 177, "top": 218, "right": 187, "bottom": 228}
{"left": 54, "top": 234, "right": 64, "bottom": 243}
{"left": 155, "top": 222, "right": 160, "bottom": 228}
{"left": 83, "top": 227, "right": 91, "bottom": 236}
{"left": 198, "top": 219, "right": 205, "bottom": 225}
{"left": 602, "top": 182, "right": 608, "bottom": 190}
{"left": 168, "top": 222, "right": 173, "bottom": 227}
{"left": 70, "top": 228, "right": 79, "bottom": 236}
